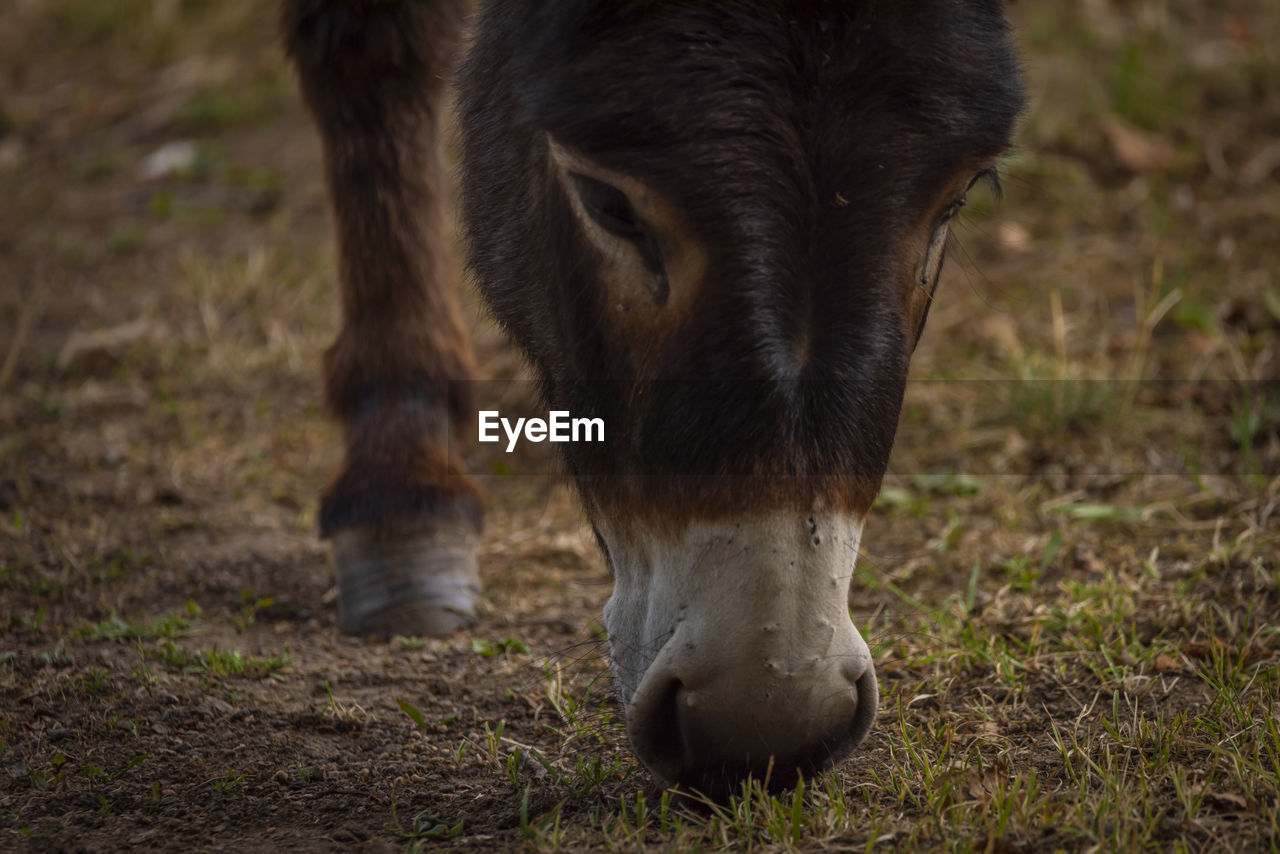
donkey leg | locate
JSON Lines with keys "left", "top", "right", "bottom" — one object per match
{"left": 283, "top": 0, "right": 481, "bottom": 636}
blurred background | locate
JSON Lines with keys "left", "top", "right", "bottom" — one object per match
{"left": 0, "top": 1, "right": 1277, "bottom": 850}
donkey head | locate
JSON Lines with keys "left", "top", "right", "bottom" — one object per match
{"left": 458, "top": 0, "right": 1023, "bottom": 796}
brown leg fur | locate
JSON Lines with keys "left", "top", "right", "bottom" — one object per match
{"left": 283, "top": 0, "right": 482, "bottom": 635}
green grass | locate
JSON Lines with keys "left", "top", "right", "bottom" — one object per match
{"left": 148, "top": 642, "right": 290, "bottom": 680}
{"left": 209, "top": 768, "right": 248, "bottom": 793}
{"left": 471, "top": 636, "right": 532, "bottom": 658}
{"left": 89, "top": 548, "right": 153, "bottom": 583}
{"left": 74, "top": 603, "right": 198, "bottom": 641}
{"left": 458, "top": 528, "right": 1279, "bottom": 852}
{"left": 1107, "top": 42, "right": 1188, "bottom": 133}
{"left": 999, "top": 373, "right": 1122, "bottom": 437}
{"left": 1231, "top": 386, "right": 1280, "bottom": 480}
{"left": 173, "top": 75, "right": 290, "bottom": 133}
{"left": 53, "top": 0, "right": 144, "bottom": 44}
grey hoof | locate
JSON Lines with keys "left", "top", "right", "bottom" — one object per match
{"left": 331, "top": 523, "right": 481, "bottom": 637}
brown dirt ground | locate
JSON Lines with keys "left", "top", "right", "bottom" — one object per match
{"left": 1, "top": 1, "right": 1278, "bottom": 852}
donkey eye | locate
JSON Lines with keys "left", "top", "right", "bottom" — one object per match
{"left": 937, "top": 168, "right": 999, "bottom": 227}
{"left": 568, "top": 172, "right": 645, "bottom": 240}
{"left": 567, "top": 170, "right": 667, "bottom": 282}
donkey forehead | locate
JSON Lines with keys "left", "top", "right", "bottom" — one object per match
{"left": 515, "top": 1, "right": 1024, "bottom": 207}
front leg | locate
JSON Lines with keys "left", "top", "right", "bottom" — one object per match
{"left": 283, "top": 0, "right": 481, "bottom": 635}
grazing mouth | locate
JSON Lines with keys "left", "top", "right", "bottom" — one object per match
{"left": 630, "top": 668, "right": 880, "bottom": 800}
{"left": 605, "top": 512, "right": 878, "bottom": 798}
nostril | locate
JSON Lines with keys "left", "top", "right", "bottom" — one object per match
{"left": 626, "top": 677, "right": 686, "bottom": 787}
{"left": 849, "top": 667, "right": 879, "bottom": 749}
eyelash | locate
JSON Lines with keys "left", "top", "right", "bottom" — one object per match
{"left": 940, "top": 168, "right": 1000, "bottom": 224}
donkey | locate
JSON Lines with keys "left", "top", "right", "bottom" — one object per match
{"left": 283, "top": 0, "right": 1024, "bottom": 797}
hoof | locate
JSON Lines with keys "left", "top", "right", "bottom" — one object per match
{"left": 331, "top": 522, "right": 481, "bottom": 637}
